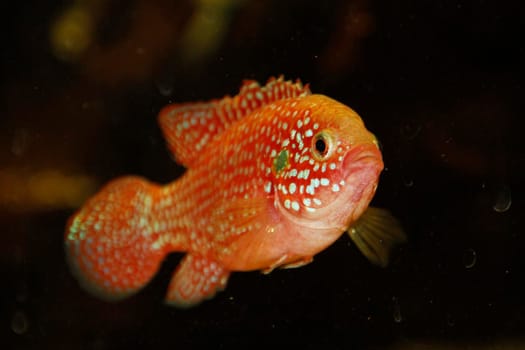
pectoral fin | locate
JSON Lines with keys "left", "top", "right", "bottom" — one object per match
{"left": 261, "top": 255, "right": 313, "bottom": 274}
{"left": 348, "top": 207, "right": 406, "bottom": 267}
{"left": 281, "top": 256, "right": 313, "bottom": 270}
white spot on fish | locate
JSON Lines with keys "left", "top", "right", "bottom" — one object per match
{"left": 291, "top": 201, "right": 300, "bottom": 211}
{"left": 303, "top": 169, "right": 310, "bottom": 179}
{"left": 289, "top": 183, "right": 297, "bottom": 194}
{"left": 313, "top": 198, "right": 322, "bottom": 206}
{"left": 299, "top": 155, "right": 310, "bottom": 163}
{"left": 303, "top": 198, "right": 311, "bottom": 206}
{"left": 284, "top": 199, "right": 291, "bottom": 209}
{"left": 332, "top": 184, "right": 340, "bottom": 192}
{"left": 306, "top": 184, "right": 314, "bottom": 195}
{"left": 264, "top": 181, "right": 272, "bottom": 193}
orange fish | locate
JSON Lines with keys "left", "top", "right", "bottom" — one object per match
{"left": 65, "top": 76, "right": 405, "bottom": 307}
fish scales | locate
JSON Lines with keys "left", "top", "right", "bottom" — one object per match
{"left": 65, "top": 76, "right": 405, "bottom": 307}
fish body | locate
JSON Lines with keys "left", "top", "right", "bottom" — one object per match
{"left": 65, "top": 77, "right": 405, "bottom": 307}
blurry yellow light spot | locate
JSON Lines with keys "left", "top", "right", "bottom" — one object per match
{"left": 180, "top": 0, "right": 247, "bottom": 63}
{"left": 50, "top": 6, "right": 94, "bottom": 61}
{"left": 0, "top": 168, "right": 98, "bottom": 212}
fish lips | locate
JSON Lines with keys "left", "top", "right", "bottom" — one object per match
{"left": 339, "top": 143, "right": 384, "bottom": 223}
{"left": 307, "top": 143, "right": 383, "bottom": 228}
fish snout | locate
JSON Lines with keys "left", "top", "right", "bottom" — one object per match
{"left": 343, "top": 142, "right": 383, "bottom": 177}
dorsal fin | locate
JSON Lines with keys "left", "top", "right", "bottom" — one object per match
{"left": 158, "top": 76, "right": 311, "bottom": 167}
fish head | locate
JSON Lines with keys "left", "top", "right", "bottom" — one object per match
{"left": 272, "top": 94, "right": 383, "bottom": 234}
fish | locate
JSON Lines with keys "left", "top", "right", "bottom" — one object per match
{"left": 65, "top": 76, "right": 405, "bottom": 307}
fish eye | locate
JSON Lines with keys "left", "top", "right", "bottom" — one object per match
{"left": 312, "top": 131, "right": 334, "bottom": 160}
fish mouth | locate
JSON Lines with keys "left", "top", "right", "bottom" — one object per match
{"left": 342, "top": 143, "right": 383, "bottom": 180}
{"left": 338, "top": 144, "right": 383, "bottom": 224}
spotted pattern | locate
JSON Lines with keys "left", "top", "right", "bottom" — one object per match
{"left": 65, "top": 177, "right": 169, "bottom": 299}
{"left": 158, "top": 76, "right": 310, "bottom": 167}
{"left": 147, "top": 96, "right": 355, "bottom": 261}
{"left": 258, "top": 102, "right": 351, "bottom": 215}
{"left": 166, "top": 254, "right": 228, "bottom": 307}
{"left": 65, "top": 78, "right": 381, "bottom": 307}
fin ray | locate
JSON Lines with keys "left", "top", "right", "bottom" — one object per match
{"left": 65, "top": 176, "right": 168, "bottom": 300}
{"left": 158, "top": 76, "right": 311, "bottom": 167}
{"left": 165, "top": 254, "right": 229, "bottom": 308}
{"left": 348, "top": 207, "right": 406, "bottom": 267}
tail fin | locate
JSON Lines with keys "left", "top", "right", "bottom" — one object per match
{"left": 65, "top": 176, "right": 170, "bottom": 301}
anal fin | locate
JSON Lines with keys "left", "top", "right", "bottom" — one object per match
{"left": 348, "top": 207, "right": 406, "bottom": 267}
{"left": 165, "top": 254, "right": 229, "bottom": 308}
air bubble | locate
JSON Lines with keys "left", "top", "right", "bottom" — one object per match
{"left": 492, "top": 185, "right": 511, "bottom": 213}
{"left": 155, "top": 78, "right": 174, "bottom": 97}
{"left": 392, "top": 297, "right": 403, "bottom": 323}
{"left": 403, "top": 178, "right": 414, "bottom": 187}
{"left": 11, "top": 311, "right": 28, "bottom": 335}
{"left": 463, "top": 248, "right": 477, "bottom": 269}
{"left": 11, "top": 129, "right": 30, "bottom": 156}
{"left": 446, "top": 313, "right": 456, "bottom": 327}
{"left": 400, "top": 122, "right": 422, "bottom": 140}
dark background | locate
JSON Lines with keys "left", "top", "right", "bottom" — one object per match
{"left": 1, "top": 0, "right": 523, "bottom": 349}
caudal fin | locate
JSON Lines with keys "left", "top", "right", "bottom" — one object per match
{"left": 65, "top": 176, "right": 169, "bottom": 301}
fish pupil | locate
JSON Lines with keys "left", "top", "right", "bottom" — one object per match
{"left": 315, "top": 138, "right": 327, "bottom": 155}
